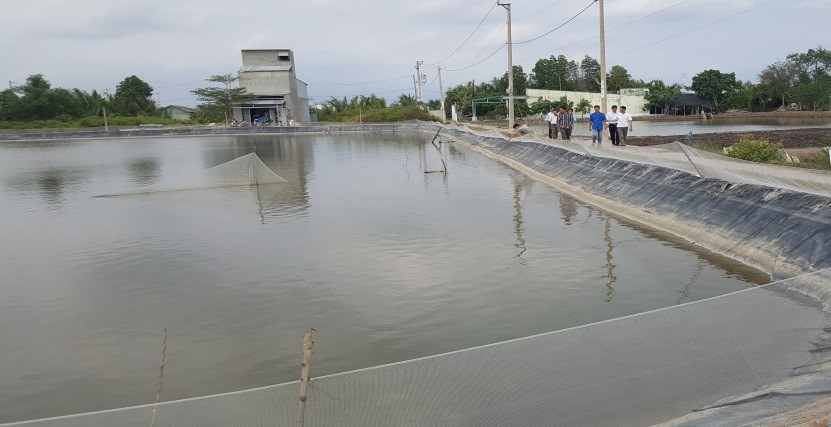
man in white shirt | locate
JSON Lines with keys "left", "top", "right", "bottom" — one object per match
{"left": 615, "top": 106, "right": 633, "bottom": 146}
{"left": 544, "top": 107, "right": 557, "bottom": 139}
{"left": 607, "top": 105, "right": 619, "bottom": 145}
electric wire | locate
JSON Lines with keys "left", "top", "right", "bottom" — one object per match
{"left": 515, "top": 0, "right": 698, "bottom": 64}
{"left": 425, "top": 70, "right": 439, "bottom": 88}
{"left": 425, "top": 2, "right": 499, "bottom": 66}
{"left": 464, "top": 23, "right": 507, "bottom": 66}
{"left": 512, "top": 0, "right": 597, "bottom": 45}
{"left": 616, "top": 0, "right": 779, "bottom": 55}
{"left": 309, "top": 87, "right": 415, "bottom": 99}
{"left": 514, "top": 0, "right": 565, "bottom": 22}
{"left": 443, "top": 44, "right": 506, "bottom": 73}
{"left": 307, "top": 75, "right": 412, "bottom": 86}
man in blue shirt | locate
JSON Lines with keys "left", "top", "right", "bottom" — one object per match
{"left": 588, "top": 105, "right": 607, "bottom": 146}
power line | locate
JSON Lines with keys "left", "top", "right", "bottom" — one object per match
{"left": 309, "top": 87, "right": 415, "bottom": 99}
{"left": 465, "top": 23, "right": 507, "bottom": 66}
{"left": 307, "top": 75, "right": 412, "bottom": 86}
{"left": 515, "top": 0, "right": 695, "bottom": 64}
{"left": 616, "top": 0, "right": 778, "bottom": 55}
{"left": 426, "top": 2, "right": 499, "bottom": 66}
{"left": 512, "top": 0, "right": 597, "bottom": 45}
{"left": 515, "top": 0, "right": 565, "bottom": 21}
{"left": 443, "top": 44, "right": 506, "bottom": 72}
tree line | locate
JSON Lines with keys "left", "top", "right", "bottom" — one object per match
{"left": 445, "top": 45, "right": 831, "bottom": 118}
{"left": 2, "top": 45, "right": 828, "bottom": 126}
{"left": 0, "top": 74, "right": 157, "bottom": 123}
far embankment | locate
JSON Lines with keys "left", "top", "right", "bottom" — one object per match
{"left": 631, "top": 127, "right": 831, "bottom": 149}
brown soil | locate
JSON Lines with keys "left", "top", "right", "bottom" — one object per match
{"left": 630, "top": 127, "right": 831, "bottom": 149}
{"left": 636, "top": 111, "right": 831, "bottom": 122}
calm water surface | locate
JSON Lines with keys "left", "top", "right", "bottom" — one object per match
{"left": 0, "top": 133, "right": 767, "bottom": 422}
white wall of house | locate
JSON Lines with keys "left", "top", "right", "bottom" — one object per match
{"left": 527, "top": 88, "right": 650, "bottom": 115}
{"left": 239, "top": 72, "right": 292, "bottom": 96}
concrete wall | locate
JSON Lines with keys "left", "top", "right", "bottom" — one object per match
{"left": 527, "top": 88, "right": 650, "bottom": 115}
{"left": 239, "top": 72, "right": 292, "bottom": 96}
{"left": 241, "top": 49, "right": 292, "bottom": 65}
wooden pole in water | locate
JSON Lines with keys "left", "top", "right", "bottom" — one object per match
{"left": 297, "top": 329, "right": 314, "bottom": 426}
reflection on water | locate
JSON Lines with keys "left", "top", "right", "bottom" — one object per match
{"left": 127, "top": 158, "right": 160, "bottom": 186}
{"left": 603, "top": 218, "right": 617, "bottom": 302}
{"left": 559, "top": 195, "right": 579, "bottom": 225}
{"left": 0, "top": 133, "right": 770, "bottom": 423}
{"left": 677, "top": 260, "right": 705, "bottom": 305}
{"left": 512, "top": 177, "right": 527, "bottom": 265}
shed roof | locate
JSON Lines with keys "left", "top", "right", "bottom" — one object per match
{"left": 671, "top": 93, "right": 712, "bottom": 107}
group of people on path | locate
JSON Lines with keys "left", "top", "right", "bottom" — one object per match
{"left": 588, "top": 105, "right": 633, "bottom": 146}
{"left": 544, "top": 107, "right": 577, "bottom": 140}
{"left": 508, "top": 104, "right": 633, "bottom": 144}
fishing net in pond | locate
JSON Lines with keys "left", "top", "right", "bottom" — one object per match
{"left": 95, "top": 152, "right": 286, "bottom": 197}
{"left": 5, "top": 268, "right": 831, "bottom": 427}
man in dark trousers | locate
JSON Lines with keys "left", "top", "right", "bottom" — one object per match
{"left": 556, "top": 106, "right": 574, "bottom": 140}
{"left": 607, "top": 105, "right": 619, "bottom": 145}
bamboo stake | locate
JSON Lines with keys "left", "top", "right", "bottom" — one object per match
{"left": 149, "top": 327, "right": 167, "bottom": 427}
{"left": 297, "top": 329, "right": 314, "bottom": 426}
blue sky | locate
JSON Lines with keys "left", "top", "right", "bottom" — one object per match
{"left": 0, "top": 0, "right": 828, "bottom": 106}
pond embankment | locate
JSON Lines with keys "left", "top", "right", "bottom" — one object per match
{"left": 631, "top": 127, "right": 831, "bottom": 148}
{"left": 438, "top": 125, "right": 831, "bottom": 281}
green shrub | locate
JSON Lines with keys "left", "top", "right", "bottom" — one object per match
{"left": 318, "top": 107, "right": 440, "bottom": 123}
{"left": 821, "top": 147, "right": 831, "bottom": 170}
{"left": 1, "top": 115, "right": 196, "bottom": 130}
{"left": 54, "top": 114, "right": 75, "bottom": 123}
{"left": 79, "top": 116, "right": 104, "bottom": 127}
{"left": 724, "top": 137, "right": 784, "bottom": 163}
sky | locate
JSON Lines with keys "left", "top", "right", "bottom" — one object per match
{"left": 1, "top": 0, "right": 828, "bottom": 107}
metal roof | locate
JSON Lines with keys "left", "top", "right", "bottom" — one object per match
{"left": 235, "top": 99, "right": 286, "bottom": 107}
{"left": 239, "top": 65, "right": 292, "bottom": 72}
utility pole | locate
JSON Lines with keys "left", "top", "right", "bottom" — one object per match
{"left": 415, "top": 61, "right": 424, "bottom": 105}
{"left": 599, "top": 0, "right": 608, "bottom": 113}
{"left": 103, "top": 107, "right": 109, "bottom": 132}
{"left": 437, "top": 66, "right": 446, "bottom": 121}
{"left": 413, "top": 74, "right": 418, "bottom": 100}
{"left": 498, "top": 2, "right": 514, "bottom": 129}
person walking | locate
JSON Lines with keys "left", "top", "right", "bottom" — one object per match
{"left": 566, "top": 109, "right": 576, "bottom": 139}
{"left": 588, "top": 105, "right": 607, "bottom": 146}
{"left": 557, "top": 107, "right": 574, "bottom": 140}
{"left": 616, "top": 106, "right": 633, "bottom": 146}
{"left": 544, "top": 107, "right": 558, "bottom": 139}
{"left": 607, "top": 105, "right": 619, "bottom": 145}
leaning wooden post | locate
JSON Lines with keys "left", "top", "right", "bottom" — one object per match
{"left": 297, "top": 329, "right": 314, "bottom": 426}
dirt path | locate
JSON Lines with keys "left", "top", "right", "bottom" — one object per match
{"left": 630, "top": 127, "right": 831, "bottom": 149}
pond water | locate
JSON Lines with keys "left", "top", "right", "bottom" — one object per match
{"left": 528, "top": 116, "right": 831, "bottom": 138}
{"left": 0, "top": 133, "right": 767, "bottom": 422}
